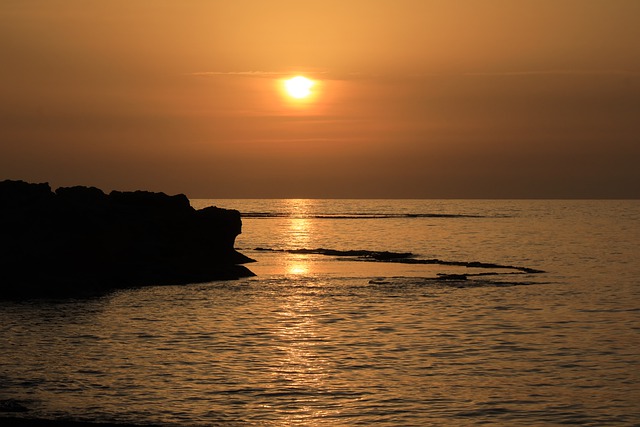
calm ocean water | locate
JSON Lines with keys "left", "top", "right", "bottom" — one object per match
{"left": 1, "top": 199, "right": 639, "bottom": 426}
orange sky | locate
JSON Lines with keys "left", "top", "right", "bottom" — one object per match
{"left": 1, "top": 0, "right": 639, "bottom": 198}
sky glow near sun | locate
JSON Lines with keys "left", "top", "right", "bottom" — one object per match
{"left": 1, "top": 1, "right": 639, "bottom": 198}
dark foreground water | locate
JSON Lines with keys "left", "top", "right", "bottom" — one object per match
{"left": 1, "top": 200, "right": 639, "bottom": 426}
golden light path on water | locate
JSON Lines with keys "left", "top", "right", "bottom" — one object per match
{"left": 274, "top": 200, "right": 333, "bottom": 425}
{"left": 272, "top": 292, "right": 334, "bottom": 425}
{"left": 284, "top": 199, "right": 314, "bottom": 276}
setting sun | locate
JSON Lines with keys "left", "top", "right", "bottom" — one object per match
{"left": 284, "top": 76, "right": 314, "bottom": 99}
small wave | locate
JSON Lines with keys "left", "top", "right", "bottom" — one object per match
{"left": 242, "top": 212, "right": 484, "bottom": 219}
{"left": 253, "top": 247, "right": 545, "bottom": 274}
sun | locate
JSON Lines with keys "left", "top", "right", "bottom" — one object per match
{"left": 284, "top": 76, "right": 314, "bottom": 99}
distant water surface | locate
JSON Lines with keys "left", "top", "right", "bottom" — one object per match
{"left": 1, "top": 200, "right": 639, "bottom": 426}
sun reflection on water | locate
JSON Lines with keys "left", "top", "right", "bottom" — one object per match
{"left": 287, "top": 259, "right": 309, "bottom": 275}
{"left": 284, "top": 199, "right": 315, "bottom": 276}
{"left": 273, "top": 200, "right": 333, "bottom": 424}
{"left": 271, "top": 290, "right": 334, "bottom": 425}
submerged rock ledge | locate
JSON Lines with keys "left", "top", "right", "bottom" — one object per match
{"left": 254, "top": 247, "right": 545, "bottom": 274}
{"left": 0, "top": 180, "right": 255, "bottom": 299}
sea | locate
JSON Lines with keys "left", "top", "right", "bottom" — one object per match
{"left": 1, "top": 199, "right": 639, "bottom": 426}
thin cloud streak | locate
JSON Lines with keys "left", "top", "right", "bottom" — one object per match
{"left": 191, "top": 71, "right": 291, "bottom": 76}
{"left": 189, "top": 70, "right": 369, "bottom": 81}
{"left": 192, "top": 69, "right": 640, "bottom": 81}
{"left": 463, "top": 69, "right": 640, "bottom": 77}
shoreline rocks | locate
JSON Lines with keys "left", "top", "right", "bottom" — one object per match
{"left": 0, "top": 180, "right": 255, "bottom": 299}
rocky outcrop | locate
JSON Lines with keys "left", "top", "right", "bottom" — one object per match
{"left": 0, "top": 180, "right": 254, "bottom": 298}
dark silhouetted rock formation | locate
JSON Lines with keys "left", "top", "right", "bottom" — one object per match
{"left": 0, "top": 180, "right": 254, "bottom": 298}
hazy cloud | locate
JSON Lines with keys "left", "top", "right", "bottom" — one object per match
{"left": 189, "top": 70, "right": 373, "bottom": 81}
{"left": 463, "top": 69, "right": 640, "bottom": 77}
{"left": 191, "top": 71, "right": 290, "bottom": 76}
